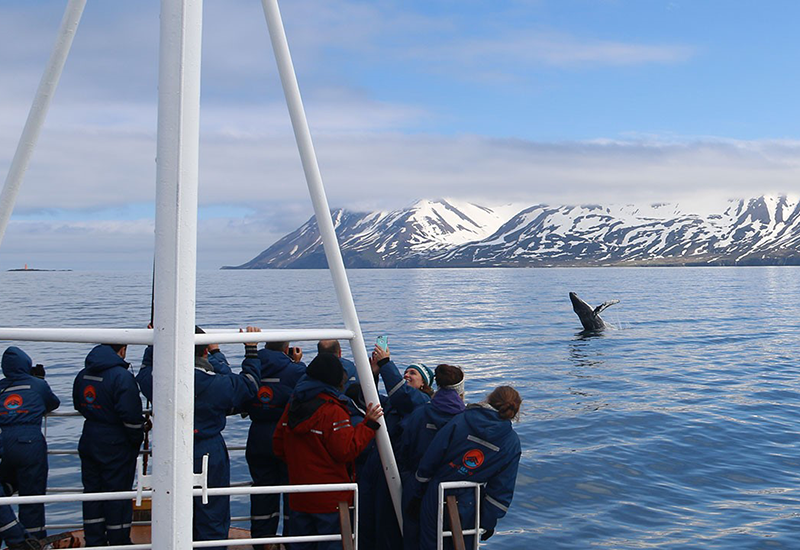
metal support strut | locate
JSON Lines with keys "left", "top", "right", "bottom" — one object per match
{"left": 260, "top": 0, "right": 405, "bottom": 530}
{"left": 0, "top": 0, "right": 86, "bottom": 248}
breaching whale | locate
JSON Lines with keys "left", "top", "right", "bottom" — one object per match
{"left": 569, "top": 292, "right": 619, "bottom": 331}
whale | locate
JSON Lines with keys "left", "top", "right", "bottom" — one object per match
{"left": 569, "top": 292, "right": 619, "bottom": 332}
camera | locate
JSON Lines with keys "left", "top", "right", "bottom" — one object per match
{"left": 32, "top": 364, "right": 46, "bottom": 379}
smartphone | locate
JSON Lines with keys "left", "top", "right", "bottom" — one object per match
{"left": 376, "top": 335, "right": 389, "bottom": 352}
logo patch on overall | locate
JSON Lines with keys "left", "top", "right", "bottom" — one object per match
{"left": 463, "top": 449, "right": 485, "bottom": 470}
{"left": 3, "top": 394, "right": 22, "bottom": 410}
{"left": 83, "top": 385, "right": 97, "bottom": 404}
{"left": 258, "top": 386, "right": 273, "bottom": 404}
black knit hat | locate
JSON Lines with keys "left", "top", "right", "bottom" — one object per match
{"left": 306, "top": 353, "right": 345, "bottom": 387}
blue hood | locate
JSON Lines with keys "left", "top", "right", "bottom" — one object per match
{"left": 257, "top": 348, "right": 296, "bottom": 376}
{"left": 85, "top": 345, "right": 130, "bottom": 373}
{"left": 1, "top": 346, "right": 32, "bottom": 378}
{"left": 293, "top": 376, "right": 342, "bottom": 403}
{"left": 464, "top": 404, "right": 513, "bottom": 442}
{"left": 431, "top": 389, "right": 465, "bottom": 415}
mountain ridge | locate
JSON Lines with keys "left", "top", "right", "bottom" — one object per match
{"left": 225, "top": 195, "right": 800, "bottom": 269}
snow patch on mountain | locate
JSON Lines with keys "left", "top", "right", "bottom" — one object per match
{"left": 226, "top": 194, "right": 800, "bottom": 269}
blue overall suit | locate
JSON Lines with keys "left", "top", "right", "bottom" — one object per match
{"left": 397, "top": 389, "right": 464, "bottom": 550}
{"left": 0, "top": 432, "right": 34, "bottom": 547}
{"left": 137, "top": 345, "right": 259, "bottom": 549}
{"left": 0, "top": 347, "right": 60, "bottom": 539}
{"left": 73, "top": 345, "right": 144, "bottom": 547}
{"left": 410, "top": 404, "right": 521, "bottom": 550}
{"left": 358, "top": 359, "right": 430, "bottom": 550}
{"left": 242, "top": 348, "right": 305, "bottom": 540}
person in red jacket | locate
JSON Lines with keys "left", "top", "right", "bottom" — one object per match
{"left": 274, "top": 353, "right": 383, "bottom": 550}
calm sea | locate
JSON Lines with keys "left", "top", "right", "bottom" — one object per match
{"left": 2, "top": 267, "right": 800, "bottom": 549}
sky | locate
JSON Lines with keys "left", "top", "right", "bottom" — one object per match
{"left": 1, "top": 0, "right": 799, "bottom": 270}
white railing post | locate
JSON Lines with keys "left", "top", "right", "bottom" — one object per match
{"left": 0, "top": 0, "right": 86, "bottom": 250}
{"left": 260, "top": 0, "right": 405, "bottom": 529}
{"left": 152, "top": 0, "right": 204, "bottom": 548}
{"left": 437, "top": 482, "right": 445, "bottom": 550}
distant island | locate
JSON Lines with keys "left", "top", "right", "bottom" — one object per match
{"left": 7, "top": 268, "right": 72, "bottom": 272}
{"left": 224, "top": 195, "right": 800, "bottom": 269}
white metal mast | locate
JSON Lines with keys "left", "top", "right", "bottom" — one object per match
{"left": 151, "top": 0, "right": 204, "bottom": 547}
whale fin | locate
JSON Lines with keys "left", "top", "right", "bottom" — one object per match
{"left": 593, "top": 300, "right": 619, "bottom": 316}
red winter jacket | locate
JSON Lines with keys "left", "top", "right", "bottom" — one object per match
{"left": 273, "top": 389, "right": 378, "bottom": 513}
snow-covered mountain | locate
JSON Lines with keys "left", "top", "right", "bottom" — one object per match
{"left": 226, "top": 195, "right": 800, "bottom": 269}
{"left": 230, "top": 199, "right": 521, "bottom": 268}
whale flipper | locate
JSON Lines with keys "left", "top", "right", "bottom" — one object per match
{"left": 593, "top": 300, "right": 619, "bottom": 316}
{"left": 570, "top": 292, "right": 619, "bottom": 332}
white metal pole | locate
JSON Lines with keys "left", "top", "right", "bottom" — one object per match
{"left": 0, "top": 0, "right": 86, "bottom": 250}
{"left": 152, "top": 0, "right": 204, "bottom": 549}
{"left": 260, "top": 0, "right": 404, "bottom": 530}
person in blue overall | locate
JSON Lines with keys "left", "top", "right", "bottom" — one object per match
{"left": 242, "top": 339, "right": 305, "bottom": 546}
{"left": 317, "top": 340, "right": 358, "bottom": 390}
{"left": 398, "top": 364, "right": 465, "bottom": 550}
{"left": 73, "top": 344, "right": 145, "bottom": 547}
{"left": 0, "top": 429, "right": 45, "bottom": 549}
{"left": 0, "top": 347, "right": 60, "bottom": 540}
{"left": 409, "top": 386, "right": 522, "bottom": 550}
{"left": 358, "top": 344, "right": 433, "bottom": 550}
{"left": 137, "top": 326, "right": 260, "bottom": 549}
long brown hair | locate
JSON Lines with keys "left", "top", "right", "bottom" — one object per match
{"left": 487, "top": 386, "right": 522, "bottom": 421}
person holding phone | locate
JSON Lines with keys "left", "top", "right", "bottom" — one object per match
{"left": 359, "top": 337, "right": 434, "bottom": 550}
{"left": 398, "top": 364, "right": 466, "bottom": 550}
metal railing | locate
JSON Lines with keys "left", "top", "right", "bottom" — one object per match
{"left": 438, "top": 481, "right": 484, "bottom": 550}
{"left": 0, "top": 481, "right": 359, "bottom": 550}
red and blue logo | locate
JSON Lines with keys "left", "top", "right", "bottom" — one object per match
{"left": 83, "top": 385, "right": 97, "bottom": 404}
{"left": 462, "top": 449, "right": 485, "bottom": 470}
{"left": 3, "top": 394, "right": 22, "bottom": 410}
{"left": 258, "top": 386, "right": 273, "bottom": 404}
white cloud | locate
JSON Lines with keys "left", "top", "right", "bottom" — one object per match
{"left": 4, "top": 125, "right": 800, "bottom": 270}
{"left": 0, "top": 1, "right": 789, "bottom": 271}
{"left": 413, "top": 32, "right": 694, "bottom": 74}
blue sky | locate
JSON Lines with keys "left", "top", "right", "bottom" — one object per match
{"left": 1, "top": 0, "right": 799, "bottom": 270}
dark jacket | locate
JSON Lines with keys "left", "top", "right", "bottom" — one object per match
{"left": 398, "top": 388, "right": 465, "bottom": 474}
{"left": 136, "top": 346, "right": 260, "bottom": 440}
{"left": 73, "top": 345, "right": 144, "bottom": 448}
{"left": 0, "top": 347, "right": 60, "bottom": 430}
{"left": 413, "top": 404, "right": 521, "bottom": 532}
{"left": 242, "top": 348, "right": 305, "bottom": 423}
{"left": 273, "top": 377, "right": 378, "bottom": 513}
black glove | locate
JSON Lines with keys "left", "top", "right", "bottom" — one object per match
{"left": 406, "top": 496, "right": 421, "bottom": 519}
{"left": 480, "top": 528, "right": 494, "bottom": 541}
{"left": 31, "top": 364, "right": 45, "bottom": 379}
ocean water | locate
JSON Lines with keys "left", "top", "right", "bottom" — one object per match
{"left": 2, "top": 266, "right": 800, "bottom": 549}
